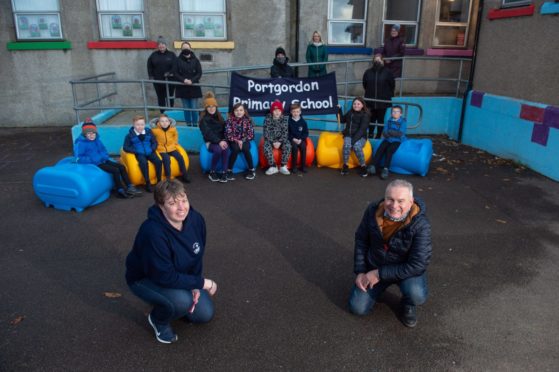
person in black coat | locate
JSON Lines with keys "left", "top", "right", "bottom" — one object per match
{"left": 173, "top": 41, "right": 203, "bottom": 125}
{"left": 348, "top": 179, "right": 432, "bottom": 328}
{"left": 147, "top": 36, "right": 177, "bottom": 113}
{"left": 270, "top": 47, "right": 295, "bottom": 78}
{"left": 381, "top": 24, "right": 406, "bottom": 78}
{"left": 362, "top": 54, "right": 395, "bottom": 139}
{"left": 339, "top": 97, "right": 370, "bottom": 177}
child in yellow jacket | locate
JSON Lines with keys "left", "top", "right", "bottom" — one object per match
{"left": 151, "top": 114, "right": 191, "bottom": 183}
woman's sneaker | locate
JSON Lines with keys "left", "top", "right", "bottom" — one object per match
{"left": 148, "top": 313, "right": 178, "bottom": 344}
{"left": 208, "top": 171, "right": 220, "bottom": 182}
{"left": 279, "top": 166, "right": 290, "bottom": 175}
{"left": 245, "top": 169, "right": 256, "bottom": 180}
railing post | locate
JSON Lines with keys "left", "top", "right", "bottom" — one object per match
{"left": 456, "top": 59, "right": 464, "bottom": 97}
{"left": 400, "top": 57, "right": 405, "bottom": 97}
{"left": 71, "top": 81, "right": 79, "bottom": 124}
{"left": 95, "top": 75, "right": 101, "bottom": 107}
{"left": 141, "top": 80, "right": 149, "bottom": 120}
{"left": 344, "top": 61, "right": 349, "bottom": 98}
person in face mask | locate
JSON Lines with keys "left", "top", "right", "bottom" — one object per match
{"left": 270, "top": 47, "right": 295, "bottom": 78}
{"left": 362, "top": 54, "right": 395, "bottom": 139}
{"left": 173, "top": 41, "right": 203, "bottom": 125}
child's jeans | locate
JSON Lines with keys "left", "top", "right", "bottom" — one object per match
{"left": 160, "top": 150, "right": 188, "bottom": 179}
{"left": 135, "top": 153, "right": 162, "bottom": 185}
{"left": 97, "top": 160, "right": 131, "bottom": 190}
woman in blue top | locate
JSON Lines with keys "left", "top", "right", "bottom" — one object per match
{"left": 369, "top": 105, "right": 407, "bottom": 180}
{"left": 126, "top": 179, "right": 218, "bottom": 344}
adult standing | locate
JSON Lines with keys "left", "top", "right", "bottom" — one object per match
{"left": 381, "top": 24, "right": 406, "bottom": 79}
{"left": 362, "top": 54, "right": 395, "bottom": 139}
{"left": 270, "top": 47, "right": 295, "bottom": 78}
{"left": 147, "top": 36, "right": 177, "bottom": 113}
{"left": 305, "top": 31, "right": 328, "bottom": 77}
{"left": 348, "top": 179, "right": 432, "bottom": 328}
{"left": 126, "top": 179, "right": 218, "bottom": 344}
{"left": 173, "top": 41, "right": 203, "bottom": 125}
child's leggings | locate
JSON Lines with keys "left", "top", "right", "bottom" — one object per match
{"left": 263, "top": 140, "right": 291, "bottom": 167}
{"left": 160, "top": 150, "right": 188, "bottom": 179}
{"left": 343, "top": 137, "right": 366, "bottom": 166}
{"left": 135, "top": 153, "right": 162, "bottom": 185}
{"left": 208, "top": 144, "right": 228, "bottom": 172}
{"left": 228, "top": 141, "right": 253, "bottom": 170}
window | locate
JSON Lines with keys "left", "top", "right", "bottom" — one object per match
{"left": 328, "top": 0, "right": 368, "bottom": 46}
{"left": 382, "top": 0, "right": 421, "bottom": 46}
{"left": 97, "top": 0, "right": 144, "bottom": 40}
{"left": 433, "top": 0, "right": 472, "bottom": 48}
{"left": 180, "top": 0, "right": 227, "bottom": 40}
{"left": 12, "top": 0, "right": 63, "bottom": 40}
{"left": 501, "top": 0, "right": 532, "bottom": 8}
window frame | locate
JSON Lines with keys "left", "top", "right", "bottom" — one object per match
{"left": 327, "top": 0, "right": 368, "bottom": 46}
{"left": 179, "top": 0, "right": 227, "bottom": 41}
{"left": 11, "top": 0, "right": 63, "bottom": 41}
{"left": 501, "top": 0, "right": 532, "bottom": 8}
{"left": 382, "top": 0, "right": 422, "bottom": 47}
{"left": 433, "top": 0, "right": 473, "bottom": 48}
{"left": 96, "top": 0, "right": 145, "bottom": 40}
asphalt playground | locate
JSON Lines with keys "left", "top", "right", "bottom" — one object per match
{"left": 1, "top": 127, "right": 558, "bottom": 371}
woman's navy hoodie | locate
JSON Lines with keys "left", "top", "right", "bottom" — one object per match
{"left": 125, "top": 205, "right": 206, "bottom": 290}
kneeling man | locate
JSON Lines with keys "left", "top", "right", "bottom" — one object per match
{"left": 349, "top": 179, "right": 432, "bottom": 327}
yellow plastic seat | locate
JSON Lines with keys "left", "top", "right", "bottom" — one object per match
{"left": 120, "top": 144, "right": 190, "bottom": 185}
{"left": 316, "top": 132, "right": 372, "bottom": 169}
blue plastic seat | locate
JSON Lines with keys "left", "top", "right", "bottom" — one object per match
{"left": 372, "top": 138, "right": 433, "bottom": 176}
{"left": 199, "top": 140, "right": 259, "bottom": 173}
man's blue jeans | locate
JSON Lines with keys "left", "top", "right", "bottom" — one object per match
{"left": 348, "top": 272, "right": 428, "bottom": 315}
{"left": 181, "top": 98, "right": 199, "bottom": 125}
{"left": 129, "top": 278, "right": 214, "bottom": 325}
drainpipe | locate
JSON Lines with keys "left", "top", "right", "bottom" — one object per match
{"left": 457, "top": 0, "right": 483, "bottom": 142}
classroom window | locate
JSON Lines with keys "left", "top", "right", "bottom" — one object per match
{"left": 501, "top": 0, "right": 532, "bottom": 8}
{"left": 433, "top": 0, "right": 472, "bottom": 48}
{"left": 382, "top": 0, "right": 421, "bottom": 46}
{"left": 179, "top": 0, "right": 227, "bottom": 40}
{"left": 97, "top": 0, "right": 145, "bottom": 40}
{"left": 12, "top": 0, "right": 63, "bottom": 40}
{"left": 328, "top": 0, "right": 368, "bottom": 46}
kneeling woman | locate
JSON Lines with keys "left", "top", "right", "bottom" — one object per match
{"left": 125, "top": 179, "right": 218, "bottom": 344}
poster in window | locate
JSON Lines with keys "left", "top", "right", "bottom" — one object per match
{"left": 29, "top": 24, "right": 41, "bottom": 37}
{"left": 204, "top": 17, "right": 215, "bottom": 30}
{"left": 49, "top": 22, "right": 60, "bottom": 37}
{"left": 39, "top": 17, "right": 48, "bottom": 30}
{"left": 112, "top": 15, "right": 122, "bottom": 29}
{"left": 214, "top": 23, "right": 224, "bottom": 37}
{"left": 195, "top": 23, "right": 205, "bottom": 37}
{"left": 122, "top": 23, "right": 132, "bottom": 37}
{"left": 184, "top": 16, "right": 194, "bottom": 30}
{"left": 18, "top": 16, "right": 29, "bottom": 30}
{"left": 132, "top": 15, "right": 142, "bottom": 29}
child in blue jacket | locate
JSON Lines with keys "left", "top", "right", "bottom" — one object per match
{"left": 123, "top": 115, "right": 163, "bottom": 192}
{"left": 74, "top": 118, "right": 142, "bottom": 198}
{"left": 369, "top": 105, "right": 407, "bottom": 180}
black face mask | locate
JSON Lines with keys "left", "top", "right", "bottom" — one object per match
{"left": 373, "top": 61, "right": 383, "bottom": 69}
{"left": 181, "top": 50, "right": 191, "bottom": 57}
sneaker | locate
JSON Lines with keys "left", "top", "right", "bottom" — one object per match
{"left": 401, "top": 304, "right": 417, "bottom": 328}
{"left": 279, "top": 166, "right": 290, "bottom": 175}
{"left": 265, "top": 166, "right": 278, "bottom": 175}
{"left": 226, "top": 170, "right": 235, "bottom": 181}
{"left": 219, "top": 172, "right": 228, "bottom": 183}
{"left": 145, "top": 183, "right": 153, "bottom": 193}
{"left": 359, "top": 166, "right": 368, "bottom": 178}
{"left": 126, "top": 185, "right": 142, "bottom": 196}
{"left": 245, "top": 169, "right": 256, "bottom": 180}
{"left": 367, "top": 165, "right": 377, "bottom": 175}
{"left": 340, "top": 164, "right": 349, "bottom": 176}
{"left": 380, "top": 167, "right": 389, "bottom": 180}
{"left": 148, "top": 313, "right": 178, "bottom": 344}
{"left": 117, "top": 188, "right": 131, "bottom": 199}
{"left": 208, "top": 171, "right": 220, "bottom": 182}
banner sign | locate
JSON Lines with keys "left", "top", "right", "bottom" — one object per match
{"left": 229, "top": 72, "right": 338, "bottom": 116}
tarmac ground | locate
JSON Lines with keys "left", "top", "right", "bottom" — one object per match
{"left": 1, "top": 128, "right": 558, "bottom": 371}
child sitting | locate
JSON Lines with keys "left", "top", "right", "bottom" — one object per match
{"left": 288, "top": 102, "right": 309, "bottom": 174}
{"left": 224, "top": 103, "right": 256, "bottom": 180}
{"left": 263, "top": 100, "right": 291, "bottom": 175}
{"left": 151, "top": 113, "right": 191, "bottom": 183}
{"left": 339, "top": 97, "right": 370, "bottom": 177}
{"left": 199, "top": 92, "right": 229, "bottom": 183}
{"left": 369, "top": 105, "right": 407, "bottom": 180}
{"left": 123, "top": 115, "right": 162, "bottom": 192}
{"left": 74, "top": 118, "right": 142, "bottom": 199}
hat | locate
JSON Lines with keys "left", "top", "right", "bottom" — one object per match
{"left": 203, "top": 92, "right": 218, "bottom": 108}
{"left": 270, "top": 100, "right": 283, "bottom": 113}
{"left": 391, "top": 24, "right": 401, "bottom": 32}
{"left": 275, "top": 47, "right": 286, "bottom": 57}
{"left": 157, "top": 36, "right": 167, "bottom": 46}
{"left": 82, "top": 118, "right": 97, "bottom": 135}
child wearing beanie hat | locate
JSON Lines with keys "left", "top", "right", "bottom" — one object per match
{"left": 271, "top": 46, "right": 295, "bottom": 78}
{"left": 263, "top": 100, "right": 291, "bottom": 175}
{"left": 74, "top": 118, "right": 142, "bottom": 199}
{"left": 203, "top": 91, "right": 218, "bottom": 109}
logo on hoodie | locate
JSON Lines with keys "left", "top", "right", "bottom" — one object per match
{"left": 192, "top": 242, "right": 201, "bottom": 254}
